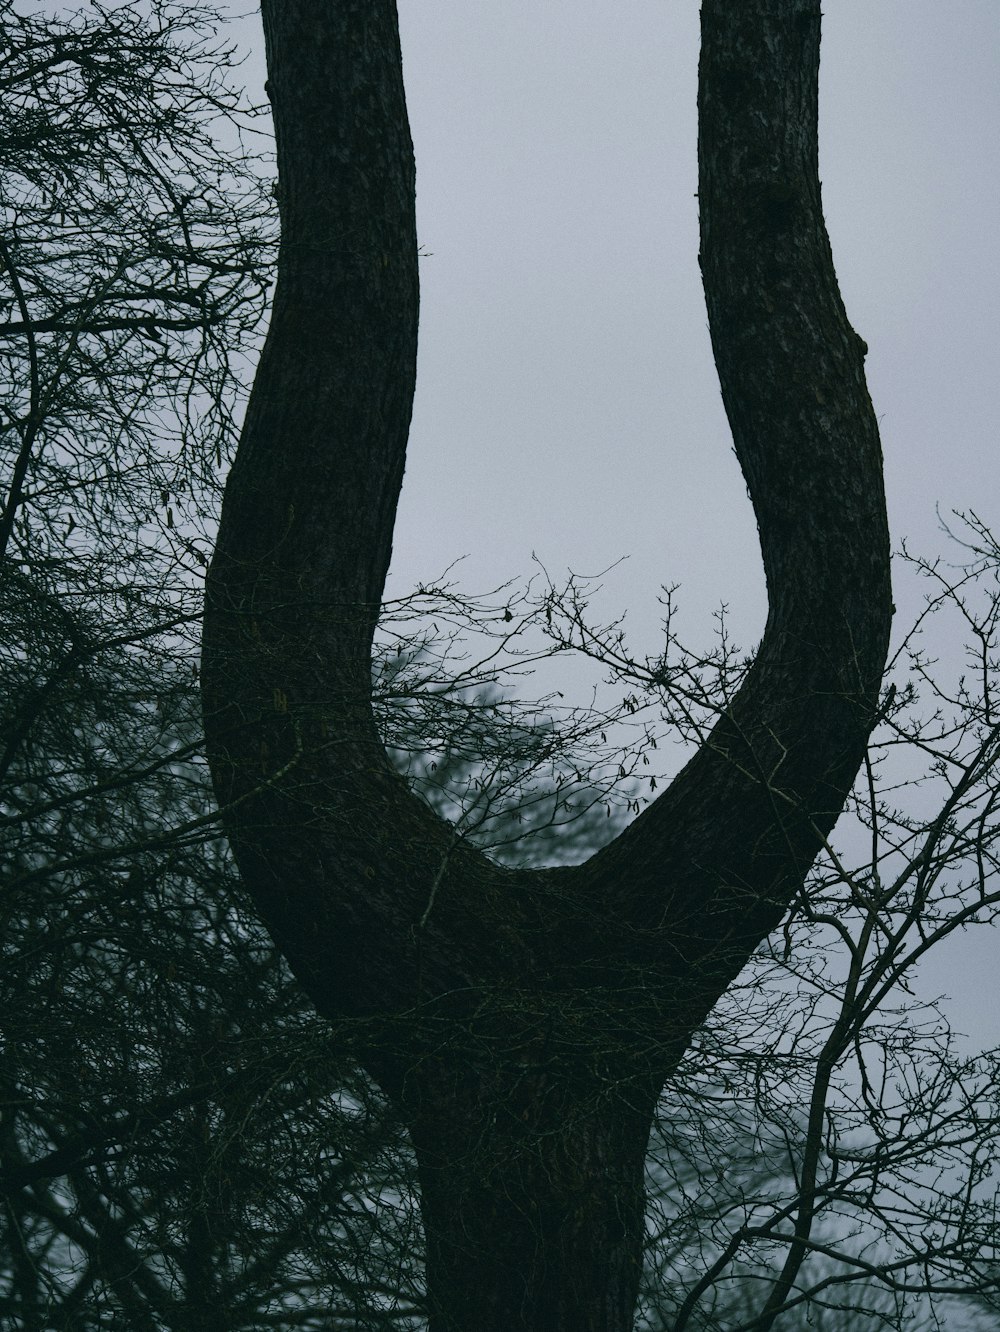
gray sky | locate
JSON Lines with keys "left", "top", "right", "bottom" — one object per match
{"left": 232, "top": 4, "right": 999, "bottom": 1043}
{"left": 391, "top": 2, "right": 998, "bottom": 639}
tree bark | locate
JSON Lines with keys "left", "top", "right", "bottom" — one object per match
{"left": 201, "top": 3, "right": 892, "bottom": 1329}
{"left": 408, "top": 1055, "right": 659, "bottom": 1332}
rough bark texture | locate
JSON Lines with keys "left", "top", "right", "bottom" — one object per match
{"left": 201, "top": 2, "right": 892, "bottom": 1329}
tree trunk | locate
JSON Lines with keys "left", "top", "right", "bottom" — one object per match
{"left": 407, "top": 1055, "right": 658, "bottom": 1332}
{"left": 201, "top": 3, "right": 893, "bottom": 1328}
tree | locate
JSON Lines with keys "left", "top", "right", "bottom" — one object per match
{"left": 0, "top": 3, "right": 366, "bottom": 1325}
{"left": 200, "top": 4, "right": 894, "bottom": 1330}
{"left": 6, "top": 3, "right": 1000, "bottom": 1330}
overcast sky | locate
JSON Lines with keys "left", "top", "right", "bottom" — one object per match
{"left": 232, "top": 4, "right": 999, "bottom": 1043}
{"left": 390, "top": 2, "right": 998, "bottom": 633}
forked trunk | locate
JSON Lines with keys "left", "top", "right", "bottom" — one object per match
{"left": 202, "top": 4, "right": 893, "bottom": 1328}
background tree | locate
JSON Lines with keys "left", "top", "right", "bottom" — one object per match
{"left": 0, "top": 4, "right": 394, "bottom": 1326}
